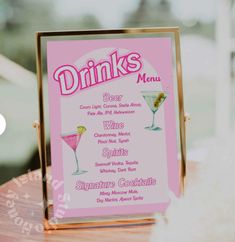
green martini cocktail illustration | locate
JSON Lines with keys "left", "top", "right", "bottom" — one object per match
{"left": 61, "top": 126, "right": 87, "bottom": 175}
{"left": 141, "top": 91, "right": 167, "bottom": 131}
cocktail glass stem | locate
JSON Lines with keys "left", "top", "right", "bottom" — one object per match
{"left": 151, "top": 112, "right": 155, "bottom": 128}
{"left": 74, "top": 150, "right": 79, "bottom": 172}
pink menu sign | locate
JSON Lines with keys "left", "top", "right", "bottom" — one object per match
{"left": 47, "top": 38, "right": 179, "bottom": 219}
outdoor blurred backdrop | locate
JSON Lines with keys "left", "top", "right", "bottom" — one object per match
{"left": 0, "top": 0, "right": 234, "bottom": 184}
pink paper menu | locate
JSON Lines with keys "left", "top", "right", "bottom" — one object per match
{"left": 47, "top": 38, "right": 179, "bottom": 219}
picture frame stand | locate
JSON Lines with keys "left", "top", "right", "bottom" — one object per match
{"left": 33, "top": 27, "right": 189, "bottom": 230}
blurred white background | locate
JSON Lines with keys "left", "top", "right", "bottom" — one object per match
{"left": 0, "top": 0, "right": 234, "bottom": 183}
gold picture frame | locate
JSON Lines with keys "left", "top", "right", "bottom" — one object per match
{"left": 34, "top": 27, "right": 187, "bottom": 230}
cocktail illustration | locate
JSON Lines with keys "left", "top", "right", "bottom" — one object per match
{"left": 61, "top": 126, "right": 87, "bottom": 175}
{"left": 141, "top": 91, "right": 167, "bottom": 131}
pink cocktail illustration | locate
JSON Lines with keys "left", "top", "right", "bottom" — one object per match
{"left": 61, "top": 126, "right": 87, "bottom": 175}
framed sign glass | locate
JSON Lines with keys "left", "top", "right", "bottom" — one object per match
{"left": 35, "top": 27, "right": 186, "bottom": 229}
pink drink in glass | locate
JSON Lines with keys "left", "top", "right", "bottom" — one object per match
{"left": 61, "top": 132, "right": 86, "bottom": 175}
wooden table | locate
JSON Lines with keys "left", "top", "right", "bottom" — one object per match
{"left": 0, "top": 163, "right": 198, "bottom": 242}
